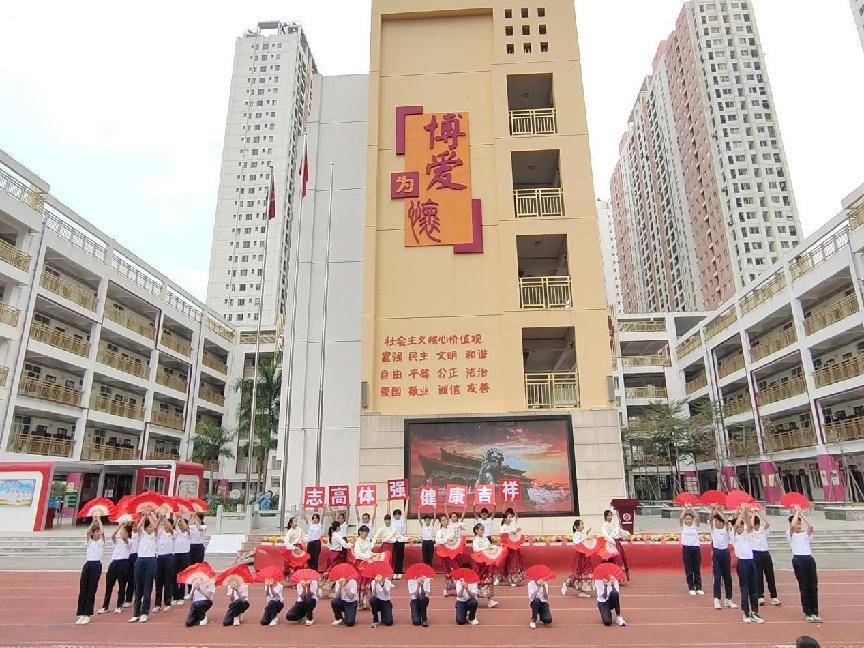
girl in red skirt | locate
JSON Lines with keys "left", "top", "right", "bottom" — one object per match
{"left": 435, "top": 514, "right": 465, "bottom": 597}
{"left": 561, "top": 517, "right": 592, "bottom": 597}
{"left": 470, "top": 523, "right": 503, "bottom": 608}
{"left": 499, "top": 508, "right": 525, "bottom": 586}
{"left": 324, "top": 520, "right": 351, "bottom": 578}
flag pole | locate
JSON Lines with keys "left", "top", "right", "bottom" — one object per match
{"left": 243, "top": 165, "right": 274, "bottom": 508}
{"left": 278, "top": 133, "right": 308, "bottom": 531}
{"left": 315, "top": 162, "right": 335, "bottom": 486}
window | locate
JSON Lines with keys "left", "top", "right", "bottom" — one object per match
{"left": 523, "top": 42, "right": 531, "bottom": 54}
{"left": 505, "top": 25, "right": 513, "bottom": 36}
{"left": 506, "top": 43, "right": 514, "bottom": 54}
{"left": 522, "top": 24, "right": 530, "bottom": 35}
{"left": 505, "top": 8, "right": 512, "bottom": 18}
{"left": 540, "top": 41, "right": 548, "bottom": 52}
{"left": 537, "top": 7, "right": 545, "bottom": 17}
{"left": 539, "top": 24, "right": 546, "bottom": 34}
{"left": 521, "top": 7, "right": 529, "bottom": 18}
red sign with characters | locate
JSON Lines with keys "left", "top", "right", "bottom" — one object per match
{"left": 473, "top": 483, "right": 496, "bottom": 506}
{"left": 303, "top": 486, "right": 325, "bottom": 509}
{"left": 445, "top": 483, "right": 468, "bottom": 507}
{"left": 328, "top": 484, "right": 350, "bottom": 508}
{"left": 499, "top": 479, "right": 521, "bottom": 503}
{"left": 356, "top": 483, "right": 377, "bottom": 507}
{"left": 387, "top": 478, "right": 408, "bottom": 501}
{"left": 418, "top": 486, "right": 438, "bottom": 510}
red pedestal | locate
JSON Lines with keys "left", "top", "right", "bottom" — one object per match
{"left": 611, "top": 498, "right": 639, "bottom": 534}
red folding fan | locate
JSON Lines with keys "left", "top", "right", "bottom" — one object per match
{"left": 673, "top": 492, "right": 700, "bottom": 506}
{"left": 524, "top": 564, "right": 555, "bottom": 582}
{"left": 289, "top": 568, "right": 321, "bottom": 585}
{"left": 699, "top": 490, "right": 727, "bottom": 507}
{"left": 76, "top": 497, "right": 116, "bottom": 519}
{"left": 780, "top": 492, "right": 810, "bottom": 510}
{"left": 404, "top": 563, "right": 436, "bottom": 580}
{"left": 328, "top": 563, "right": 359, "bottom": 582}
{"left": 592, "top": 562, "right": 626, "bottom": 581}
{"left": 361, "top": 561, "right": 394, "bottom": 579}
{"left": 177, "top": 562, "right": 215, "bottom": 584}
{"left": 254, "top": 566, "right": 284, "bottom": 583}
{"left": 449, "top": 567, "right": 480, "bottom": 584}
{"left": 215, "top": 565, "right": 253, "bottom": 588}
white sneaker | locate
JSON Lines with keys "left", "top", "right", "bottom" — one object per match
{"left": 713, "top": 598, "right": 722, "bottom": 610}
{"left": 75, "top": 616, "right": 84, "bottom": 624}
{"left": 269, "top": 618, "right": 278, "bottom": 626}
{"left": 233, "top": 618, "right": 240, "bottom": 626}
{"left": 184, "top": 592, "right": 193, "bottom": 601}
{"left": 331, "top": 619, "right": 343, "bottom": 626}
{"left": 771, "top": 598, "right": 781, "bottom": 606}
{"left": 689, "top": 590, "right": 697, "bottom": 596}
{"left": 696, "top": 590, "right": 705, "bottom": 596}
{"left": 751, "top": 614, "right": 765, "bottom": 624}
{"left": 758, "top": 597, "right": 765, "bottom": 605}
{"left": 113, "top": 608, "right": 123, "bottom": 614}
{"left": 488, "top": 599, "right": 499, "bottom": 608}
{"left": 122, "top": 602, "right": 132, "bottom": 608}
{"left": 173, "top": 599, "right": 184, "bottom": 606}
{"left": 470, "top": 618, "right": 479, "bottom": 625}
{"left": 561, "top": 583, "right": 568, "bottom": 596}
{"left": 200, "top": 616, "right": 208, "bottom": 626}
{"left": 442, "top": 588, "right": 448, "bottom": 597}
{"left": 725, "top": 599, "right": 737, "bottom": 609}
{"left": 742, "top": 614, "right": 752, "bottom": 623}
{"left": 529, "top": 621, "right": 536, "bottom": 629}
{"left": 97, "top": 607, "right": 108, "bottom": 615}
{"left": 370, "top": 621, "right": 379, "bottom": 628}
{"left": 616, "top": 616, "right": 626, "bottom": 626}
{"left": 578, "top": 591, "right": 591, "bottom": 599}
{"left": 510, "top": 582, "right": 517, "bottom": 587}
{"left": 79, "top": 616, "right": 90, "bottom": 625}
{"left": 493, "top": 577, "right": 500, "bottom": 586}
{"left": 138, "top": 614, "right": 148, "bottom": 623}
{"left": 305, "top": 618, "right": 314, "bottom": 626}
{"left": 128, "top": 616, "right": 139, "bottom": 623}
{"left": 811, "top": 615, "right": 823, "bottom": 623}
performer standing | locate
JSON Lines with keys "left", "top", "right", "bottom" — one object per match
{"left": 435, "top": 514, "right": 464, "bottom": 597}
{"left": 188, "top": 513, "right": 207, "bottom": 566}
{"left": 601, "top": 509, "right": 631, "bottom": 581}
{"left": 130, "top": 513, "right": 157, "bottom": 623}
{"left": 391, "top": 508, "right": 408, "bottom": 579}
{"left": 680, "top": 503, "right": 704, "bottom": 596}
{"left": 419, "top": 513, "right": 436, "bottom": 567}
{"left": 527, "top": 576, "right": 552, "bottom": 629}
{"left": 325, "top": 520, "right": 351, "bottom": 576}
{"left": 562, "top": 518, "right": 592, "bottom": 598}
{"left": 154, "top": 517, "right": 176, "bottom": 612}
{"left": 500, "top": 508, "right": 524, "bottom": 586}
{"left": 172, "top": 518, "right": 191, "bottom": 605}
{"left": 284, "top": 516, "right": 303, "bottom": 548}
{"left": 75, "top": 517, "right": 105, "bottom": 625}
{"left": 285, "top": 577, "right": 318, "bottom": 625}
{"left": 751, "top": 515, "right": 780, "bottom": 606}
{"left": 125, "top": 520, "right": 138, "bottom": 607}
{"left": 732, "top": 505, "right": 763, "bottom": 624}
{"left": 475, "top": 507, "right": 494, "bottom": 537}
{"left": 709, "top": 507, "right": 736, "bottom": 611}
{"left": 408, "top": 573, "right": 432, "bottom": 626}
{"left": 353, "top": 525, "right": 375, "bottom": 608}
{"left": 98, "top": 522, "right": 131, "bottom": 615}
{"left": 470, "top": 523, "right": 501, "bottom": 608}
{"left": 788, "top": 507, "right": 820, "bottom": 623}
{"left": 305, "top": 512, "right": 323, "bottom": 571}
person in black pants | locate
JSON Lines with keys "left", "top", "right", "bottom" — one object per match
{"left": 409, "top": 575, "right": 431, "bottom": 626}
{"left": 75, "top": 519, "right": 105, "bottom": 625}
{"left": 595, "top": 577, "right": 626, "bottom": 626}
{"left": 751, "top": 515, "right": 780, "bottom": 606}
{"left": 419, "top": 514, "right": 435, "bottom": 566}
{"left": 184, "top": 579, "right": 215, "bottom": 627}
{"left": 285, "top": 579, "right": 318, "bottom": 625}
{"left": 154, "top": 518, "right": 176, "bottom": 612}
{"left": 679, "top": 504, "right": 704, "bottom": 595}
{"left": 369, "top": 574, "right": 394, "bottom": 628}
{"left": 708, "top": 508, "right": 736, "bottom": 610}
{"left": 788, "top": 507, "right": 821, "bottom": 623}
{"left": 259, "top": 578, "right": 284, "bottom": 626}
{"left": 99, "top": 524, "right": 132, "bottom": 614}
{"left": 305, "top": 513, "right": 323, "bottom": 571}
{"left": 131, "top": 514, "right": 158, "bottom": 623}
{"left": 172, "top": 518, "right": 191, "bottom": 604}
{"left": 527, "top": 578, "right": 552, "bottom": 628}
{"left": 732, "top": 506, "right": 763, "bottom": 624}
{"left": 454, "top": 579, "right": 479, "bottom": 625}
{"left": 125, "top": 523, "right": 138, "bottom": 607}
{"left": 222, "top": 582, "right": 251, "bottom": 626}
{"left": 391, "top": 508, "right": 407, "bottom": 579}
{"left": 330, "top": 578, "right": 359, "bottom": 626}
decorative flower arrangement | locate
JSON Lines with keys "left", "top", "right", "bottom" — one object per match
{"left": 262, "top": 535, "right": 283, "bottom": 544}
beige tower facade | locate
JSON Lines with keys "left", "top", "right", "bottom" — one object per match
{"left": 359, "top": 0, "right": 624, "bottom": 529}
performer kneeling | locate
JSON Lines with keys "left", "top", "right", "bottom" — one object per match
{"left": 222, "top": 580, "right": 250, "bottom": 626}
{"left": 595, "top": 576, "right": 626, "bottom": 627}
{"left": 285, "top": 577, "right": 317, "bottom": 625}
{"left": 528, "top": 576, "right": 552, "bottom": 629}
{"left": 330, "top": 577, "right": 359, "bottom": 627}
{"left": 409, "top": 574, "right": 432, "bottom": 627}
{"left": 184, "top": 578, "right": 214, "bottom": 627}
{"left": 260, "top": 576, "right": 284, "bottom": 626}
{"left": 454, "top": 577, "right": 479, "bottom": 625}
{"left": 369, "top": 573, "right": 394, "bottom": 628}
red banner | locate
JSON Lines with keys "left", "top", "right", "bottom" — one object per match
{"left": 418, "top": 486, "right": 437, "bottom": 510}
{"left": 473, "top": 483, "right": 496, "bottom": 506}
{"left": 499, "top": 478, "right": 521, "bottom": 503}
{"left": 356, "top": 483, "right": 377, "bottom": 507}
{"left": 387, "top": 478, "right": 408, "bottom": 501}
{"left": 328, "top": 484, "right": 350, "bottom": 508}
{"left": 445, "top": 483, "right": 468, "bottom": 507}
{"left": 303, "top": 486, "right": 325, "bottom": 509}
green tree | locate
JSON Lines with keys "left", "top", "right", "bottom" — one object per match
{"left": 234, "top": 358, "right": 281, "bottom": 496}
{"left": 190, "top": 420, "right": 236, "bottom": 495}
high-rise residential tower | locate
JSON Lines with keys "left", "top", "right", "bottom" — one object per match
{"left": 611, "top": 0, "right": 802, "bottom": 314}
{"left": 206, "top": 21, "right": 316, "bottom": 327}
{"left": 596, "top": 199, "right": 622, "bottom": 311}
{"left": 852, "top": 0, "right": 864, "bottom": 52}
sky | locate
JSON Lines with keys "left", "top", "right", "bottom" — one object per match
{"left": 1, "top": 1, "right": 862, "bottom": 301}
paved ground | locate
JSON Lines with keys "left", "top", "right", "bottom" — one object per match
{"left": 2, "top": 569, "right": 861, "bottom": 648}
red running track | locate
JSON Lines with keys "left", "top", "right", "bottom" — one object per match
{"left": 1, "top": 570, "right": 863, "bottom": 648}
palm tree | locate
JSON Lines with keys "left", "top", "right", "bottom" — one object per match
{"left": 234, "top": 358, "right": 281, "bottom": 495}
{"left": 190, "top": 420, "right": 236, "bottom": 495}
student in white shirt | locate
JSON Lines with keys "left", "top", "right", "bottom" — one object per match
{"left": 172, "top": 517, "right": 191, "bottom": 605}
{"left": 154, "top": 517, "right": 176, "bottom": 611}
{"left": 130, "top": 513, "right": 158, "bottom": 623}
{"left": 356, "top": 504, "right": 377, "bottom": 538}
{"left": 527, "top": 578, "right": 552, "bottom": 629}
{"left": 601, "top": 509, "right": 631, "bottom": 581}
{"left": 284, "top": 516, "right": 303, "bottom": 548}
{"left": 305, "top": 513, "right": 323, "bottom": 571}
{"left": 454, "top": 577, "right": 480, "bottom": 625}
{"left": 788, "top": 507, "right": 820, "bottom": 623}
{"left": 474, "top": 506, "right": 494, "bottom": 538}
{"left": 390, "top": 508, "right": 408, "bottom": 579}
{"left": 709, "top": 506, "right": 736, "bottom": 610}
{"left": 221, "top": 580, "right": 250, "bottom": 626}
{"left": 75, "top": 517, "right": 105, "bottom": 625}
{"left": 562, "top": 518, "right": 592, "bottom": 597}
{"left": 419, "top": 513, "right": 436, "bottom": 566}
{"left": 595, "top": 577, "right": 626, "bottom": 627}
{"left": 285, "top": 577, "right": 318, "bottom": 625}
{"left": 470, "top": 523, "right": 501, "bottom": 608}
{"left": 732, "top": 505, "right": 763, "bottom": 624}
{"left": 369, "top": 574, "right": 394, "bottom": 627}
{"left": 330, "top": 577, "right": 359, "bottom": 627}
{"left": 188, "top": 513, "right": 207, "bottom": 567}
{"left": 353, "top": 525, "right": 375, "bottom": 608}
{"left": 408, "top": 575, "right": 432, "bottom": 626}
{"left": 499, "top": 508, "right": 525, "bottom": 586}
{"left": 435, "top": 514, "right": 462, "bottom": 596}
{"left": 259, "top": 576, "right": 284, "bottom": 626}
{"left": 99, "top": 523, "right": 131, "bottom": 614}
{"left": 679, "top": 504, "right": 704, "bottom": 595}
{"left": 125, "top": 521, "right": 139, "bottom": 607}
{"left": 183, "top": 578, "right": 215, "bottom": 627}
{"left": 325, "top": 521, "right": 351, "bottom": 575}
{"left": 751, "top": 515, "right": 780, "bottom": 606}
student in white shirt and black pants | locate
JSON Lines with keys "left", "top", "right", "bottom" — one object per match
{"left": 527, "top": 578, "right": 552, "bottom": 628}
{"left": 709, "top": 507, "right": 736, "bottom": 610}
{"left": 751, "top": 515, "right": 779, "bottom": 606}
{"left": 419, "top": 513, "right": 435, "bottom": 566}
{"left": 125, "top": 527, "right": 139, "bottom": 606}
{"left": 788, "top": 507, "right": 821, "bottom": 623}
{"left": 408, "top": 576, "right": 431, "bottom": 626}
{"left": 391, "top": 509, "right": 407, "bottom": 578}
{"left": 285, "top": 579, "right": 317, "bottom": 625}
{"left": 330, "top": 578, "right": 359, "bottom": 626}
{"left": 100, "top": 523, "right": 132, "bottom": 614}
{"left": 679, "top": 504, "right": 704, "bottom": 595}
{"left": 184, "top": 579, "right": 214, "bottom": 627}
{"left": 75, "top": 518, "right": 105, "bottom": 625}
{"left": 595, "top": 578, "right": 626, "bottom": 627}
{"left": 154, "top": 518, "right": 176, "bottom": 611}
{"left": 454, "top": 579, "right": 479, "bottom": 625}
{"left": 188, "top": 514, "right": 207, "bottom": 565}
{"left": 305, "top": 513, "right": 323, "bottom": 571}
{"left": 222, "top": 583, "right": 250, "bottom": 626}
{"left": 130, "top": 514, "right": 158, "bottom": 623}
{"left": 172, "top": 518, "right": 191, "bottom": 604}
{"left": 369, "top": 574, "right": 394, "bottom": 627}
{"left": 259, "top": 579, "right": 284, "bottom": 625}
{"left": 732, "top": 506, "right": 763, "bottom": 623}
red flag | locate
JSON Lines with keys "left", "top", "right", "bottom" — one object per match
{"left": 300, "top": 148, "right": 309, "bottom": 197}
{"left": 267, "top": 174, "right": 276, "bottom": 220}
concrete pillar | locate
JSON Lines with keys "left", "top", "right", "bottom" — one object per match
{"left": 759, "top": 460, "right": 782, "bottom": 504}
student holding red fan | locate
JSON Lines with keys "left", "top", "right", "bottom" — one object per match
{"left": 183, "top": 575, "right": 215, "bottom": 627}
{"left": 751, "top": 514, "right": 780, "bottom": 606}
{"left": 788, "top": 505, "right": 821, "bottom": 623}
{"left": 593, "top": 563, "right": 626, "bottom": 627}
{"left": 284, "top": 569, "right": 319, "bottom": 626}
{"left": 98, "top": 521, "right": 132, "bottom": 615}
{"left": 499, "top": 508, "right": 525, "bottom": 586}
{"left": 452, "top": 569, "right": 480, "bottom": 625}
{"left": 257, "top": 567, "right": 285, "bottom": 626}
{"left": 406, "top": 563, "right": 434, "bottom": 627}
{"left": 679, "top": 503, "right": 704, "bottom": 596}
{"left": 470, "top": 523, "right": 502, "bottom": 608}
{"left": 330, "top": 567, "right": 360, "bottom": 627}
{"left": 75, "top": 517, "right": 105, "bottom": 625}
{"left": 562, "top": 518, "right": 592, "bottom": 598}
{"left": 130, "top": 512, "right": 158, "bottom": 623}
{"left": 525, "top": 565, "right": 554, "bottom": 629}
{"left": 369, "top": 571, "right": 395, "bottom": 628}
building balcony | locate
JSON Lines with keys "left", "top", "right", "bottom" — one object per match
{"left": 824, "top": 415, "right": 864, "bottom": 444}
{"left": 29, "top": 322, "right": 90, "bottom": 357}
{"left": 0, "top": 301, "right": 21, "bottom": 327}
{"left": 850, "top": 205, "right": 864, "bottom": 231}
{"left": 758, "top": 376, "right": 806, "bottom": 406}
{"left": 18, "top": 376, "right": 83, "bottom": 406}
{"left": 525, "top": 372, "right": 579, "bottom": 409}
{"left": 620, "top": 320, "right": 666, "bottom": 334}
{"left": 0, "top": 237, "right": 31, "bottom": 271}
{"left": 90, "top": 395, "right": 145, "bottom": 420}
{"left": 147, "top": 447, "right": 181, "bottom": 461}
{"left": 717, "top": 352, "right": 746, "bottom": 379}
{"left": 790, "top": 227, "right": 848, "bottom": 280}
{"left": 519, "top": 276, "right": 571, "bottom": 309}
{"left": 740, "top": 272, "right": 786, "bottom": 315}
{"left": 509, "top": 108, "right": 557, "bottom": 136}
{"left": 156, "top": 369, "right": 188, "bottom": 393}
{"left": 151, "top": 409, "right": 184, "bottom": 431}
{"left": 105, "top": 305, "right": 156, "bottom": 340}
{"left": 724, "top": 395, "right": 752, "bottom": 417}
{"left": 705, "top": 307, "right": 737, "bottom": 340}
{"left": 0, "top": 364, "right": 9, "bottom": 387}
{"left": 625, "top": 385, "right": 667, "bottom": 399}
{"left": 803, "top": 294, "right": 859, "bottom": 336}
{"left": 206, "top": 316, "right": 235, "bottom": 343}
{"left": 81, "top": 440, "right": 138, "bottom": 461}
{"left": 96, "top": 348, "right": 148, "bottom": 379}
{"left": 161, "top": 332, "right": 193, "bottom": 357}
{"left": 40, "top": 271, "right": 97, "bottom": 311}
{"left": 750, "top": 327, "right": 796, "bottom": 362}
{"left": 513, "top": 187, "right": 564, "bottom": 219}
{"left": 202, "top": 351, "right": 228, "bottom": 375}
{"left": 676, "top": 333, "right": 702, "bottom": 358}
{"left": 814, "top": 352, "right": 864, "bottom": 388}
{"left": 8, "top": 430, "right": 73, "bottom": 457}
{"left": 622, "top": 355, "right": 671, "bottom": 368}
{"left": 728, "top": 435, "right": 759, "bottom": 459}
{"left": 0, "top": 166, "right": 44, "bottom": 211}
{"left": 198, "top": 384, "right": 225, "bottom": 407}
{"left": 685, "top": 374, "right": 708, "bottom": 395}
{"left": 763, "top": 427, "right": 818, "bottom": 453}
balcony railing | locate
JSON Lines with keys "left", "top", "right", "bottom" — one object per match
{"left": 763, "top": 426, "right": 817, "bottom": 453}
{"left": 160, "top": 332, "right": 193, "bottom": 357}
{"left": 509, "top": 108, "right": 557, "bottom": 136}
{"left": 685, "top": 374, "right": 708, "bottom": 395}
{"left": 705, "top": 307, "right": 737, "bottom": 340}
{"left": 758, "top": 376, "right": 806, "bottom": 406}
{"left": 525, "top": 372, "right": 579, "bottom": 409}
{"left": 105, "top": 305, "right": 156, "bottom": 340}
{"left": 156, "top": 370, "right": 188, "bottom": 393}
{"left": 207, "top": 316, "right": 235, "bottom": 343}
{"left": 728, "top": 435, "right": 759, "bottom": 459}
{"left": 750, "top": 326, "right": 796, "bottom": 362}
{"left": 151, "top": 410, "right": 184, "bottom": 431}
{"left": 790, "top": 227, "right": 849, "bottom": 280}
{"left": 621, "top": 355, "right": 671, "bottom": 368}
{"left": 0, "top": 238, "right": 31, "bottom": 271}
{"left": 90, "top": 395, "right": 145, "bottom": 420}
{"left": 0, "top": 364, "right": 8, "bottom": 386}
{"left": 802, "top": 293, "right": 860, "bottom": 336}
{"left": 723, "top": 395, "right": 752, "bottom": 417}
{"left": 824, "top": 415, "right": 864, "bottom": 444}
{"left": 519, "top": 276, "right": 572, "bottom": 309}
{"left": 717, "top": 352, "right": 746, "bottom": 379}
{"left": 198, "top": 385, "right": 225, "bottom": 407}
{"left": 147, "top": 448, "right": 181, "bottom": 461}
{"left": 29, "top": 322, "right": 90, "bottom": 357}
{"left": 18, "top": 376, "right": 82, "bottom": 406}
{"left": 202, "top": 352, "right": 228, "bottom": 375}
{"left": 513, "top": 187, "right": 564, "bottom": 218}
{"left": 81, "top": 441, "right": 138, "bottom": 461}
{"left": 96, "top": 348, "right": 148, "bottom": 379}
{"left": 625, "top": 385, "right": 668, "bottom": 400}
{"left": 240, "top": 330, "right": 277, "bottom": 345}
{"left": 0, "top": 167, "right": 44, "bottom": 211}
{"left": 8, "top": 431, "right": 73, "bottom": 457}
{"left": 620, "top": 320, "right": 666, "bottom": 333}
{"left": 40, "top": 271, "right": 98, "bottom": 311}
{"left": 739, "top": 271, "right": 786, "bottom": 315}
{"left": 813, "top": 353, "right": 864, "bottom": 388}
{"left": 44, "top": 211, "right": 107, "bottom": 261}
{"left": 676, "top": 333, "right": 702, "bottom": 358}
{"left": 850, "top": 205, "right": 864, "bottom": 231}
{"left": 0, "top": 301, "right": 21, "bottom": 327}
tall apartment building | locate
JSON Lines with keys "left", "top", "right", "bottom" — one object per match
{"left": 611, "top": 0, "right": 802, "bottom": 314}
{"left": 206, "top": 21, "right": 316, "bottom": 327}
{"left": 596, "top": 199, "right": 622, "bottom": 311}
{"left": 853, "top": 0, "right": 864, "bottom": 52}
